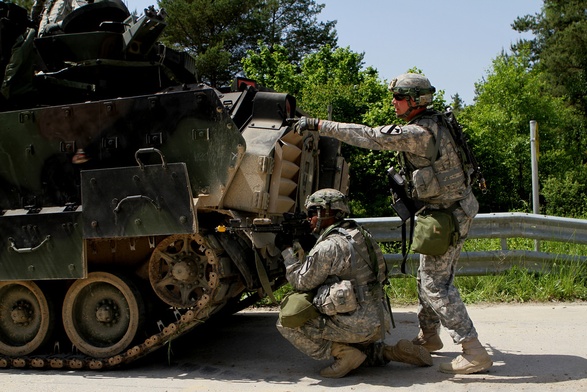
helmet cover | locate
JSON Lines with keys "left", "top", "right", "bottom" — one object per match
{"left": 304, "top": 188, "right": 350, "bottom": 216}
{"left": 388, "top": 73, "right": 436, "bottom": 106}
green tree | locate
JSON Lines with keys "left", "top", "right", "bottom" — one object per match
{"left": 159, "top": 0, "right": 336, "bottom": 87}
{"left": 460, "top": 50, "right": 584, "bottom": 214}
{"left": 255, "top": 0, "right": 337, "bottom": 65}
{"left": 450, "top": 93, "right": 465, "bottom": 114}
{"left": 296, "top": 46, "right": 398, "bottom": 217}
{"left": 244, "top": 44, "right": 387, "bottom": 124}
{"left": 512, "top": 0, "right": 587, "bottom": 115}
{"left": 241, "top": 43, "right": 302, "bottom": 95}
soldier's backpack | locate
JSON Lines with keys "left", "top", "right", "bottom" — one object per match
{"left": 441, "top": 109, "right": 486, "bottom": 192}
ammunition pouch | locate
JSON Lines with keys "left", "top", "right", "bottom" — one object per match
{"left": 279, "top": 291, "right": 320, "bottom": 328}
{"left": 411, "top": 208, "right": 459, "bottom": 256}
{"left": 355, "top": 282, "right": 383, "bottom": 303}
{"left": 313, "top": 280, "right": 358, "bottom": 316}
{"left": 412, "top": 166, "right": 440, "bottom": 200}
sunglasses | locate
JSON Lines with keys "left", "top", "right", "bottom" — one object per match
{"left": 393, "top": 94, "right": 408, "bottom": 101}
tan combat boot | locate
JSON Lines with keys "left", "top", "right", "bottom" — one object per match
{"left": 412, "top": 327, "right": 443, "bottom": 352}
{"left": 439, "top": 337, "right": 493, "bottom": 374}
{"left": 320, "top": 342, "right": 367, "bottom": 378}
{"left": 384, "top": 339, "right": 433, "bottom": 366}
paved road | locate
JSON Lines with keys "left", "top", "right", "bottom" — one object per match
{"left": 1, "top": 302, "right": 586, "bottom": 392}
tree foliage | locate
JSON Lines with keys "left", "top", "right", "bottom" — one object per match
{"left": 460, "top": 49, "right": 584, "bottom": 214}
{"left": 513, "top": 0, "right": 587, "bottom": 115}
{"left": 158, "top": 0, "right": 336, "bottom": 87}
{"left": 255, "top": 0, "right": 337, "bottom": 65}
{"left": 506, "top": 0, "right": 587, "bottom": 217}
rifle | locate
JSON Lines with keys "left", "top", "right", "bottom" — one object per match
{"left": 387, "top": 166, "right": 422, "bottom": 221}
{"left": 216, "top": 212, "right": 313, "bottom": 304}
{"left": 216, "top": 212, "right": 309, "bottom": 236}
{"left": 443, "top": 109, "right": 487, "bottom": 193}
{"left": 387, "top": 166, "right": 423, "bottom": 273}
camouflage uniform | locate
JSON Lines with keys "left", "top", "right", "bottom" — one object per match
{"left": 319, "top": 112, "right": 480, "bottom": 345}
{"left": 34, "top": 0, "right": 84, "bottom": 36}
{"left": 277, "top": 220, "right": 391, "bottom": 361}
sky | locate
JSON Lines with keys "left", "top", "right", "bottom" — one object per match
{"left": 125, "top": 0, "right": 543, "bottom": 105}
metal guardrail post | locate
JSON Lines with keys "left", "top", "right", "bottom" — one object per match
{"left": 530, "top": 120, "right": 540, "bottom": 252}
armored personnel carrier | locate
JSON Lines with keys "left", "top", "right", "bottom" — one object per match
{"left": 0, "top": 0, "right": 348, "bottom": 369}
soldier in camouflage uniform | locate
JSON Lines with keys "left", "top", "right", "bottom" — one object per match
{"left": 294, "top": 74, "right": 492, "bottom": 375}
{"left": 278, "top": 188, "right": 432, "bottom": 378}
{"left": 32, "top": 0, "right": 84, "bottom": 36}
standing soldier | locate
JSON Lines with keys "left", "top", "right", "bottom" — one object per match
{"left": 294, "top": 73, "right": 492, "bottom": 374}
{"left": 277, "top": 188, "right": 432, "bottom": 378}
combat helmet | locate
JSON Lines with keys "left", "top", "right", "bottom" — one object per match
{"left": 388, "top": 73, "right": 436, "bottom": 106}
{"left": 305, "top": 188, "right": 350, "bottom": 218}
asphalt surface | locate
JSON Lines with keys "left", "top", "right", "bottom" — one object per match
{"left": 0, "top": 302, "right": 586, "bottom": 392}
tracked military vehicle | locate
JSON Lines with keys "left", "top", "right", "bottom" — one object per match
{"left": 0, "top": 0, "right": 348, "bottom": 369}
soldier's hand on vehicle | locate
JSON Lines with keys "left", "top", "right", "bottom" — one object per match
{"left": 294, "top": 116, "right": 320, "bottom": 135}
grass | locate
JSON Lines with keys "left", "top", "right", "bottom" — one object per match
{"left": 386, "top": 237, "right": 587, "bottom": 306}
{"left": 256, "top": 237, "right": 587, "bottom": 307}
{"left": 385, "top": 261, "right": 587, "bottom": 306}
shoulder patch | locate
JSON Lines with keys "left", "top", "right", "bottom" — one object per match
{"left": 381, "top": 124, "right": 402, "bottom": 135}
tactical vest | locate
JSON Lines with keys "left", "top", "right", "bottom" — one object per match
{"left": 315, "top": 220, "right": 386, "bottom": 289}
{"left": 402, "top": 110, "right": 471, "bottom": 206}
{"left": 315, "top": 220, "right": 392, "bottom": 339}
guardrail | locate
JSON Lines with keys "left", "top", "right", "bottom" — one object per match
{"left": 354, "top": 213, "right": 587, "bottom": 276}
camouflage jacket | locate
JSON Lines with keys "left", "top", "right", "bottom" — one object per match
{"left": 281, "top": 220, "right": 390, "bottom": 335}
{"left": 320, "top": 113, "right": 478, "bottom": 217}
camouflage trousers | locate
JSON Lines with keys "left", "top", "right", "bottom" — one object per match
{"left": 38, "top": 0, "right": 82, "bottom": 36}
{"left": 416, "top": 206, "right": 478, "bottom": 344}
{"left": 276, "top": 313, "right": 385, "bottom": 362}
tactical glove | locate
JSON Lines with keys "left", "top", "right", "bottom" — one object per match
{"left": 280, "top": 240, "right": 305, "bottom": 263}
{"left": 294, "top": 116, "right": 320, "bottom": 134}
{"left": 292, "top": 240, "right": 305, "bottom": 261}
{"left": 275, "top": 232, "right": 294, "bottom": 251}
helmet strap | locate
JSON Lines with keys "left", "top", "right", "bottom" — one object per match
{"left": 399, "top": 98, "right": 418, "bottom": 120}
{"left": 314, "top": 207, "right": 336, "bottom": 233}
{"left": 315, "top": 208, "right": 323, "bottom": 232}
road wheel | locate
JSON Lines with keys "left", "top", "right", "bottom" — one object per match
{"left": 148, "top": 234, "right": 219, "bottom": 308}
{"left": 62, "top": 272, "right": 144, "bottom": 358}
{"left": 0, "top": 281, "right": 53, "bottom": 356}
